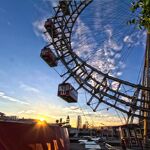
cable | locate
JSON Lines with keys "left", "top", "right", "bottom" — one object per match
{"left": 52, "top": 67, "right": 62, "bottom": 76}
{"left": 136, "top": 50, "right": 145, "bottom": 84}
{"left": 115, "top": 109, "right": 124, "bottom": 124}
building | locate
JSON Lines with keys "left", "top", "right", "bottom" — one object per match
{"left": 77, "top": 115, "right": 82, "bottom": 129}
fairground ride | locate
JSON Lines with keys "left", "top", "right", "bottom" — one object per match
{"left": 40, "top": 0, "right": 150, "bottom": 148}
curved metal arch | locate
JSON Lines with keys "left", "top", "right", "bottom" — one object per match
{"left": 44, "top": 0, "right": 150, "bottom": 119}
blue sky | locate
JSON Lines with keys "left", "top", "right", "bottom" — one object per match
{"left": 0, "top": 0, "right": 146, "bottom": 127}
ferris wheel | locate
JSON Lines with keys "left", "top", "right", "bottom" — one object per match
{"left": 40, "top": 0, "right": 150, "bottom": 124}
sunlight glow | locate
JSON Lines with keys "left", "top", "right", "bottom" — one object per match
{"left": 39, "top": 118, "right": 45, "bottom": 122}
{"left": 36, "top": 118, "right": 47, "bottom": 126}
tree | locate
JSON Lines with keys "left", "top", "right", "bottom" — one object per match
{"left": 127, "top": 0, "right": 150, "bottom": 31}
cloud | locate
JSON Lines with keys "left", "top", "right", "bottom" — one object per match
{"left": 30, "top": 0, "right": 145, "bottom": 126}
{"left": 72, "top": 18, "right": 96, "bottom": 60}
{"left": 111, "top": 81, "right": 120, "bottom": 90}
{"left": 32, "top": 1, "right": 125, "bottom": 78}
{"left": 32, "top": 0, "right": 58, "bottom": 41}
{"left": 123, "top": 30, "right": 146, "bottom": 48}
{"left": 20, "top": 83, "right": 40, "bottom": 93}
{"left": 72, "top": 19, "right": 124, "bottom": 77}
{"left": 123, "top": 35, "right": 133, "bottom": 43}
{"left": 17, "top": 109, "right": 54, "bottom": 121}
{"left": 33, "top": 19, "right": 50, "bottom": 42}
{"left": 15, "top": 103, "right": 124, "bottom": 126}
{"left": 33, "top": 19, "right": 45, "bottom": 36}
{"left": 32, "top": 0, "right": 146, "bottom": 80}
{"left": 0, "top": 91, "right": 29, "bottom": 105}
{"left": 17, "top": 109, "right": 36, "bottom": 114}
{"left": 42, "top": 0, "right": 57, "bottom": 7}
{"left": 69, "top": 106, "right": 80, "bottom": 110}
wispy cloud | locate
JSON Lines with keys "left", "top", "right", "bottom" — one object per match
{"left": 123, "top": 30, "right": 146, "bottom": 48}
{"left": 17, "top": 109, "right": 54, "bottom": 121}
{"left": 33, "top": 19, "right": 45, "bottom": 36}
{"left": 15, "top": 103, "right": 124, "bottom": 126}
{"left": 124, "top": 35, "right": 133, "bottom": 43}
{"left": 31, "top": 0, "right": 143, "bottom": 125}
{"left": 33, "top": 19, "right": 51, "bottom": 42}
{"left": 20, "top": 83, "right": 40, "bottom": 93}
{"left": 32, "top": 0, "right": 58, "bottom": 42}
{"left": 72, "top": 18, "right": 124, "bottom": 77}
{"left": 33, "top": 0, "right": 146, "bottom": 79}
{"left": 32, "top": 0, "right": 125, "bottom": 78}
{"left": 17, "top": 109, "right": 36, "bottom": 114}
{"left": 42, "top": 0, "right": 57, "bottom": 7}
{"left": 0, "top": 91, "right": 29, "bottom": 105}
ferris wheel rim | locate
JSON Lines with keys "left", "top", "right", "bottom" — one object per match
{"left": 43, "top": 0, "right": 150, "bottom": 120}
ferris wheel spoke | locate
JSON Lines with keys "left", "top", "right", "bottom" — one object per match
{"left": 41, "top": 0, "right": 150, "bottom": 120}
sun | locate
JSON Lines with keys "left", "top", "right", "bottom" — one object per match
{"left": 39, "top": 118, "right": 45, "bottom": 122}
{"left": 36, "top": 117, "right": 47, "bottom": 126}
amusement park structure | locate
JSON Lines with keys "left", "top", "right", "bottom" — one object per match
{"left": 41, "top": 0, "right": 150, "bottom": 149}
{"left": 142, "top": 31, "right": 150, "bottom": 147}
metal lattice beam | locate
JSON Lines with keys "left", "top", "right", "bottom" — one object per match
{"left": 43, "top": 0, "right": 150, "bottom": 119}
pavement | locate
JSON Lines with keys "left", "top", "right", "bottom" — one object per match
{"left": 70, "top": 142, "right": 85, "bottom": 150}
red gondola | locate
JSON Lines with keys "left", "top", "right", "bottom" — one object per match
{"left": 58, "top": 83, "right": 78, "bottom": 103}
{"left": 44, "top": 19, "right": 58, "bottom": 38}
{"left": 40, "top": 47, "right": 57, "bottom": 67}
{"left": 59, "top": 1, "right": 70, "bottom": 15}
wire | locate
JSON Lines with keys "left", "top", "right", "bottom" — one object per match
{"left": 115, "top": 109, "right": 124, "bottom": 124}
{"left": 46, "top": 0, "right": 148, "bottom": 124}
{"left": 136, "top": 51, "right": 145, "bottom": 84}
{"left": 52, "top": 67, "right": 62, "bottom": 76}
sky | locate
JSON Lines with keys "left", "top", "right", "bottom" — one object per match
{"left": 0, "top": 0, "right": 147, "bottom": 127}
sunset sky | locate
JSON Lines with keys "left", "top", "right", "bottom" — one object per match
{"left": 0, "top": 0, "right": 146, "bottom": 127}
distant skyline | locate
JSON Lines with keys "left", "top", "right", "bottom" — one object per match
{"left": 0, "top": 0, "right": 146, "bottom": 127}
